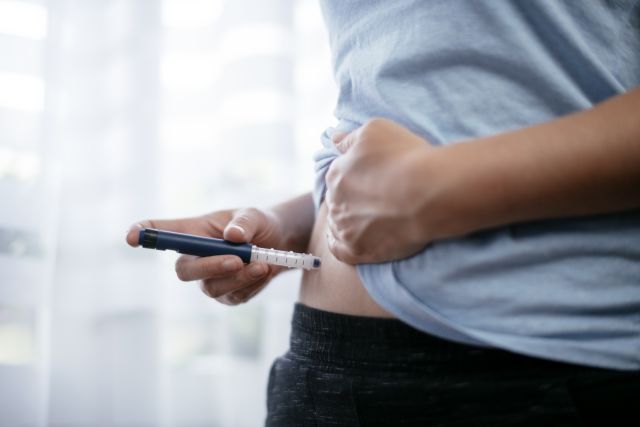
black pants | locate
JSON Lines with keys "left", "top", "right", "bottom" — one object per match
{"left": 265, "top": 304, "right": 639, "bottom": 426}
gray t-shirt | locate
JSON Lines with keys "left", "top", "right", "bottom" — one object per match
{"left": 314, "top": 0, "right": 640, "bottom": 370}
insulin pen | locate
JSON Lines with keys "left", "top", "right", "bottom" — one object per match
{"left": 138, "top": 228, "right": 322, "bottom": 270}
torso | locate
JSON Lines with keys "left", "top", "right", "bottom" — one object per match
{"left": 298, "top": 202, "right": 394, "bottom": 318}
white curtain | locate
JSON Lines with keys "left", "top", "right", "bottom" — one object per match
{"left": 0, "top": 0, "right": 336, "bottom": 425}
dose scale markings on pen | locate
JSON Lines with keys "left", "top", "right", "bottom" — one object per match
{"left": 139, "top": 228, "right": 321, "bottom": 270}
{"left": 250, "top": 246, "right": 320, "bottom": 269}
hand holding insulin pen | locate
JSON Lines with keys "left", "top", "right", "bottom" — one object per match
{"left": 137, "top": 228, "right": 322, "bottom": 270}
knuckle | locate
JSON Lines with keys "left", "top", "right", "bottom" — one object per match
{"left": 331, "top": 225, "right": 344, "bottom": 241}
{"left": 244, "top": 207, "right": 261, "bottom": 217}
{"left": 350, "top": 243, "right": 366, "bottom": 257}
{"left": 359, "top": 117, "right": 393, "bottom": 142}
{"left": 326, "top": 167, "right": 343, "bottom": 191}
{"left": 327, "top": 205, "right": 340, "bottom": 221}
{"left": 199, "top": 281, "right": 214, "bottom": 298}
{"left": 326, "top": 200, "right": 336, "bottom": 214}
{"left": 361, "top": 117, "right": 385, "bottom": 133}
{"left": 328, "top": 218, "right": 346, "bottom": 237}
{"left": 323, "top": 190, "right": 332, "bottom": 207}
{"left": 234, "top": 207, "right": 260, "bottom": 223}
{"left": 230, "top": 216, "right": 249, "bottom": 228}
{"left": 175, "top": 258, "right": 189, "bottom": 281}
{"left": 201, "top": 260, "right": 222, "bottom": 278}
{"left": 240, "top": 271, "right": 262, "bottom": 285}
{"left": 200, "top": 280, "right": 224, "bottom": 299}
{"left": 340, "top": 228, "right": 355, "bottom": 243}
{"left": 325, "top": 164, "right": 339, "bottom": 184}
{"left": 332, "top": 249, "right": 351, "bottom": 263}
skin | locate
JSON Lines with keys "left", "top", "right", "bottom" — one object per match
{"left": 126, "top": 87, "right": 640, "bottom": 312}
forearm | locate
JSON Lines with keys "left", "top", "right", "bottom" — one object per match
{"left": 424, "top": 87, "right": 640, "bottom": 240}
{"left": 269, "top": 192, "right": 315, "bottom": 252}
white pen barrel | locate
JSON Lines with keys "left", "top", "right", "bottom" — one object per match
{"left": 250, "top": 246, "right": 321, "bottom": 270}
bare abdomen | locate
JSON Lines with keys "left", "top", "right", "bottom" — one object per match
{"left": 298, "top": 202, "right": 394, "bottom": 318}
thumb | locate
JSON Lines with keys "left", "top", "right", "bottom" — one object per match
{"left": 126, "top": 219, "right": 191, "bottom": 247}
{"left": 223, "top": 208, "right": 263, "bottom": 243}
{"left": 333, "top": 131, "right": 356, "bottom": 154}
{"left": 126, "top": 223, "right": 146, "bottom": 247}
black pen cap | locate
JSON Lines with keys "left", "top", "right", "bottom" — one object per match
{"left": 139, "top": 228, "right": 159, "bottom": 249}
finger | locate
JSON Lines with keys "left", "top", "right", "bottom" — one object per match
{"left": 334, "top": 131, "right": 357, "bottom": 154}
{"left": 175, "top": 254, "right": 244, "bottom": 282}
{"left": 324, "top": 188, "right": 332, "bottom": 208}
{"left": 126, "top": 217, "right": 211, "bottom": 247}
{"left": 223, "top": 208, "right": 265, "bottom": 243}
{"left": 324, "top": 163, "right": 341, "bottom": 204}
{"left": 199, "top": 262, "right": 270, "bottom": 299}
{"left": 324, "top": 155, "right": 345, "bottom": 193}
{"left": 325, "top": 196, "right": 349, "bottom": 239}
{"left": 200, "top": 277, "right": 247, "bottom": 300}
{"left": 126, "top": 223, "right": 145, "bottom": 246}
{"left": 331, "top": 131, "right": 349, "bottom": 145}
{"left": 326, "top": 211, "right": 341, "bottom": 242}
{"left": 218, "top": 280, "right": 269, "bottom": 306}
{"left": 326, "top": 229, "right": 360, "bottom": 265}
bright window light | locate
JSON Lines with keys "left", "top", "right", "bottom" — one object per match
{"left": 161, "top": 116, "right": 219, "bottom": 149}
{"left": 218, "top": 24, "right": 291, "bottom": 65}
{"left": 0, "top": 147, "right": 40, "bottom": 182}
{"left": 0, "top": 1, "right": 47, "bottom": 40}
{"left": 0, "top": 322, "right": 34, "bottom": 365}
{"left": 219, "top": 90, "right": 290, "bottom": 128}
{"left": 161, "top": 0, "right": 223, "bottom": 30}
{"left": 0, "top": 72, "right": 45, "bottom": 112}
{"left": 161, "top": 53, "right": 221, "bottom": 91}
{"left": 294, "top": 0, "right": 324, "bottom": 33}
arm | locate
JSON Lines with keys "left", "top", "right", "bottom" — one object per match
{"left": 422, "top": 87, "right": 640, "bottom": 241}
{"left": 325, "top": 88, "right": 640, "bottom": 263}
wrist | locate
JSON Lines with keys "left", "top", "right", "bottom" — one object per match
{"left": 268, "top": 193, "right": 315, "bottom": 253}
{"left": 414, "top": 141, "right": 491, "bottom": 242}
{"left": 261, "top": 208, "right": 289, "bottom": 249}
{"left": 399, "top": 144, "right": 457, "bottom": 246}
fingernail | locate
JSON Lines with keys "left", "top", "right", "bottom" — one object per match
{"left": 223, "top": 259, "right": 240, "bottom": 272}
{"left": 248, "top": 263, "right": 266, "bottom": 278}
{"left": 228, "top": 225, "right": 245, "bottom": 236}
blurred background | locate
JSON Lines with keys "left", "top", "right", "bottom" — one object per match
{"left": 0, "top": 0, "right": 336, "bottom": 425}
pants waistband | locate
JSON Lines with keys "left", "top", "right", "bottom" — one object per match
{"left": 289, "top": 303, "right": 589, "bottom": 371}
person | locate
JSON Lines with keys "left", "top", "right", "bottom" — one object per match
{"left": 127, "top": 1, "right": 640, "bottom": 425}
